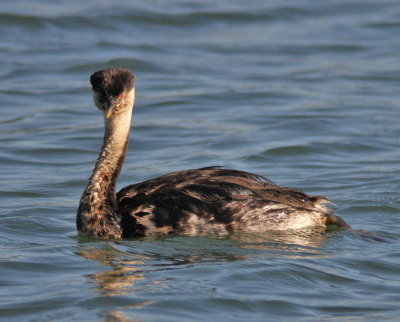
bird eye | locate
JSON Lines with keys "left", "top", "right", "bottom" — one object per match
{"left": 119, "top": 93, "right": 124, "bottom": 98}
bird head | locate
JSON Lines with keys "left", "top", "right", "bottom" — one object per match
{"left": 90, "top": 68, "right": 135, "bottom": 119}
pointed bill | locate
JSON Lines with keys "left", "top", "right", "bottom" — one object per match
{"left": 105, "top": 107, "right": 114, "bottom": 119}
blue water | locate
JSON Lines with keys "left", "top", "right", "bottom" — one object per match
{"left": 1, "top": 0, "right": 400, "bottom": 320}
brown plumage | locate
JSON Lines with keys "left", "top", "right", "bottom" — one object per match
{"left": 77, "top": 68, "right": 350, "bottom": 239}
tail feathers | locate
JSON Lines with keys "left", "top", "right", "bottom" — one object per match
{"left": 313, "top": 196, "right": 336, "bottom": 213}
{"left": 324, "top": 213, "right": 352, "bottom": 230}
{"left": 314, "top": 197, "right": 350, "bottom": 230}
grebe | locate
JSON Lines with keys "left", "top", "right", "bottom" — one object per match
{"left": 77, "top": 68, "right": 350, "bottom": 238}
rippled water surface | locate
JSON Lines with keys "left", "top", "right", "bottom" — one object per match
{"left": 1, "top": 0, "right": 400, "bottom": 320}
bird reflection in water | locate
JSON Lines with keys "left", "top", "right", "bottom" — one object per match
{"left": 78, "top": 230, "right": 330, "bottom": 296}
{"left": 77, "top": 230, "right": 331, "bottom": 320}
{"left": 78, "top": 243, "right": 157, "bottom": 320}
{"left": 78, "top": 244, "right": 150, "bottom": 297}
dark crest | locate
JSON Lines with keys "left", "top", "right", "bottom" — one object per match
{"left": 90, "top": 68, "right": 135, "bottom": 97}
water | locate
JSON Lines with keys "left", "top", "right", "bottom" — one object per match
{"left": 1, "top": 0, "right": 400, "bottom": 320}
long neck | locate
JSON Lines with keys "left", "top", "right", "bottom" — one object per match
{"left": 77, "top": 110, "right": 133, "bottom": 238}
